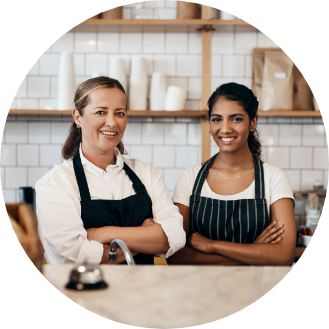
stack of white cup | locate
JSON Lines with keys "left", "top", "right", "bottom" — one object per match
{"left": 129, "top": 56, "right": 148, "bottom": 110}
{"left": 220, "top": 11, "right": 237, "bottom": 20}
{"left": 109, "top": 58, "right": 127, "bottom": 92}
{"left": 57, "top": 52, "right": 76, "bottom": 110}
{"left": 149, "top": 72, "right": 166, "bottom": 111}
{"left": 164, "top": 86, "right": 186, "bottom": 111}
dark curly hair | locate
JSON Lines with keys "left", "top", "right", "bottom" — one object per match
{"left": 207, "top": 82, "right": 262, "bottom": 157}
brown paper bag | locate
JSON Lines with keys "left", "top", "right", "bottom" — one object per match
{"left": 102, "top": 6, "right": 123, "bottom": 19}
{"left": 262, "top": 50, "right": 294, "bottom": 111}
{"left": 252, "top": 48, "right": 282, "bottom": 109}
{"left": 177, "top": 1, "right": 198, "bottom": 19}
{"left": 313, "top": 96, "right": 320, "bottom": 111}
{"left": 293, "top": 66, "right": 314, "bottom": 111}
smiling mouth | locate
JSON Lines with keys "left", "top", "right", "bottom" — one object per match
{"left": 220, "top": 137, "right": 236, "bottom": 142}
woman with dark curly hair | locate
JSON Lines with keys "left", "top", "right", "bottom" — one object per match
{"left": 168, "top": 82, "right": 296, "bottom": 266}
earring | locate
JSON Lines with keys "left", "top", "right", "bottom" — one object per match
{"left": 209, "top": 131, "right": 212, "bottom": 135}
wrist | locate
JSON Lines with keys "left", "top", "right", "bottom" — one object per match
{"left": 208, "top": 240, "right": 216, "bottom": 253}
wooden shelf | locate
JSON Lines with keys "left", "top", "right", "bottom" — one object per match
{"left": 70, "top": 18, "right": 256, "bottom": 33}
{"left": 8, "top": 109, "right": 322, "bottom": 117}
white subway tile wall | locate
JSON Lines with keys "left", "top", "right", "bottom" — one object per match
{"left": 2, "top": 1, "right": 328, "bottom": 201}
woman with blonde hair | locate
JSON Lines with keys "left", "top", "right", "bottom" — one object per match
{"left": 36, "top": 76, "right": 185, "bottom": 265}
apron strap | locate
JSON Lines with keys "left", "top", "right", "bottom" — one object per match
{"left": 73, "top": 151, "right": 92, "bottom": 201}
{"left": 253, "top": 152, "right": 265, "bottom": 200}
{"left": 192, "top": 153, "right": 218, "bottom": 196}
{"left": 123, "top": 162, "right": 147, "bottom": 194}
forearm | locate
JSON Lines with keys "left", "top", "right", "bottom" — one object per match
{"left": 100, "top": 244, "right": 138, "bottom": 265}
{"left": 101, "top": 224, "right": 170, "bottom": 255}
{"left": 210, "top": 241, "right": 295, "bottom": 266}
{"left": 167, "top": 246, "right": 244, "bottom": 265}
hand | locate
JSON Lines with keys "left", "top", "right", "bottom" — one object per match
{"left": 142, "top": 218, "right": 155, "bottom": 226}
{"left": 86, "top": 227, "right": 109, "bottom": 244}
{"left": 253, "top": 221, "right": 284, "bottom": 244}
{"left": 187, "top": 232, "right": 213, "bottom": 254}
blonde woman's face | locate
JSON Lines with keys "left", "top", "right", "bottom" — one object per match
{"left": 74, "top": 88, "right": 127, "bottom": 155}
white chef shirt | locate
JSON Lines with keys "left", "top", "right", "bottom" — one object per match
{"left": 36, "top": 146, "right": 186, "bottom": 265}
{"left": 173, "top": 162, "right": 294, "bottom": 216}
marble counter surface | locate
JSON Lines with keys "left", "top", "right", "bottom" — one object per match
{"left": 43, "top": 265, "right": 290, "bottom": 328}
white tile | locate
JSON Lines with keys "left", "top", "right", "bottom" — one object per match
{"left": 28, "top": 77, "right": 50, "bottom": 98}
{"left": 157, "top": 8, "right": 177, "bottom": 19}
{"left": 176, "top": 146, "right": 198, "bottom": 168}
{"left": 39, "top": 53, "right": 61, "bottom": 76}
{"left": 211, "top": 78, "right": 233, "bottom": 92}
{"left": 177, "top": 55, "right": 199, "bottom": 77}
{"left": 279, "top": 125, "right": 302, "bottom": 146}
{"left": 40, "top": 145, "right": 62, "bottom": 166}
{"left": 290, "top": 147, "right": 312, "bottom": 169}
{"left": 164, "top": 168, "right": 182, "bottom": 190}
{"left": 188, "top": 33, "right": 201, "bottom": 54}
{"left": 143, "top": 33, "right": 165, "bottom": 53}
{"left": 313, "top": 147, "right": 328, "bottom": 169}
{"left": 28, "top": 167, "right": 49, "bottom": 187}
{"left": 0, "top": 166, "right": 4, "bottom": 185}
{"left": 15, "top": 78, "right": 27, "bottom": 98}
{"left": 97, "top": 33, "right": 119, "bottom": 53}
{"left": 51, "top": 122, "right": 71, "bottom": 144}
{"left": 233, "top": 78, "right": 252, "bottom": 89}
{"left": 85, "top": 54, "right": 107, "bottom": 76}
{"left": 154, "top": 55, "right": 176, "bottom": 76}
{"left": 166, "top": 0, "right": 177, "bottom": 8}
{"left": 142, "top": 123, "right": 164, "bottom": 145}
{"left": 0, "top": 145, "right": 16, "bottom": 166}
{"left": 234, "top": 33, "right": 257, "bottom": 54}
{"left": 5, "top": 122, "right": 27, "bottom": 143}
{"left": 267, "top": 147, "right": 289, "bottom": 168}
{"left": 188, "top": 78, "right": 201, "bottom": 100}
{"left": 212, "top": 33, "right": 234, "bottom": 54}
{"left": 301, "top": 170, "right": 324, "bottom": 191}
{"left": 302, "top": 125, "right": 325, "bottom": 146}
{"left": 2, "top": 189, "right": 17, "bottom": 203}
{"left": 108, "top": 54, "right": 131, "bottom": 76}
{"left": 16, "top": 99, "right": 39, "bottom": 110}
{"left": 75, "top": 33, "right": 97, "bottom": 53}
{"left": 50, "top": 77, "right": 58, "bottom": 98}
{"left": 129, "top": 145, "right": 152, "bottom": 163}
{"left": 17, "top": 145, "right": 39, "bottom": 166}
{"left": 28, "top": 122, "right": 50, "bottom": 144}
{"left": 123, "top": 7, "right": 131, "bottom": 19}
{"left": 39, "top": 99, "right": 57, "bottom": 110}
{"left": 27, "top": 60, "right": 39, "bottom": 75}
{"left": 5, "top": 167, "right": 27, "bottom": 188}
{"left": 324, "top": 170, "right": 328, "bottom": 189}
{"left": 222, "top": 55, "right": 244, "bottom": 77}
{"left": 257, "top": 124, "right": 279, "bottom": 146}
{"left": 245, "top": 55, "right": 252, "bottom": 78}
{"left": 284, "top": 170, "right": 301, "bottom": 192}
{"left": 211, "top": 144, "right": 219, "bottom": 157}
{"left": 52, "top": 33, "right": 74, "bottom": 52}
{"left": 122, "top": 123, "right": 142, "bottom": 145}
{"left": 211, "top": 55, "right": 222, "bottom": 77}
{"left": 166, "top": 77, "right": 187, "bottom": 90}
{"left": 10, "top": 100, "right": 16, "bottom": 110}
{"left": 165, "top": 123, "right": 187, "bottom": 145}
{"left": 154, "top": 146, "right": 175, "bottom": 168}
{"left": 257, "top": 33, "right": 278, "bottom": 48}
{"left": 291, "top": 117, "right": 313, "bottom": 124}
{"left": 187, "top": 123, "right": 201, "bottom": 145}
{"left": 145, "top": 0, "right": 165, "bottom": 7}
{"left": 268, "top": 117, "right": 290, "bottom": 124}
{"left": 120, "top": 33, "right": 142, "bottom": 54}
{"left": 166, "top": 33, "right": 188, "bottom": 54}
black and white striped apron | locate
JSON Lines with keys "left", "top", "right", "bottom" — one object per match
{"left": 189, "top": 152, "right": 270, "bottom": 243}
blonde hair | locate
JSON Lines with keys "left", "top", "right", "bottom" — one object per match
{"left": 62, "top": 76, "right": 127, "bottom": 160}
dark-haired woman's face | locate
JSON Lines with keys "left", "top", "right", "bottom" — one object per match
{"left": 209, "top": 97, "right": 257, "bottom": 154}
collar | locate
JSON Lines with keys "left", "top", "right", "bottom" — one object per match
{"left": 79, "top": 145, "right": 124, "bottom": 177}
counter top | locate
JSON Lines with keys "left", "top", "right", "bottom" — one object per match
{"left": 43, "top": 265, "right": 290, "bottom": 328}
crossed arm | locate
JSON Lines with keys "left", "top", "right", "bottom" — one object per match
{"left": 87, "top": 219, "right": 170, "bottom": 264}
{"left": 167, "top": 198, "right": 296, "bottom": 266}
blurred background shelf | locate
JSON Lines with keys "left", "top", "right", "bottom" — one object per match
{"left": 8, "top": 109, "right": 322, "bottom": 117}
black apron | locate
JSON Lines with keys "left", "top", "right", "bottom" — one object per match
{"left": 73, "top": 152, "right": 154, "bottom": 265}
{"left": 189, "top": 152, "right": 270, "bottom": 243}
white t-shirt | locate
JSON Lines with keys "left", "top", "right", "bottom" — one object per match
{"left": 173, "top": 162, "right": 294, "bottom": 216}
